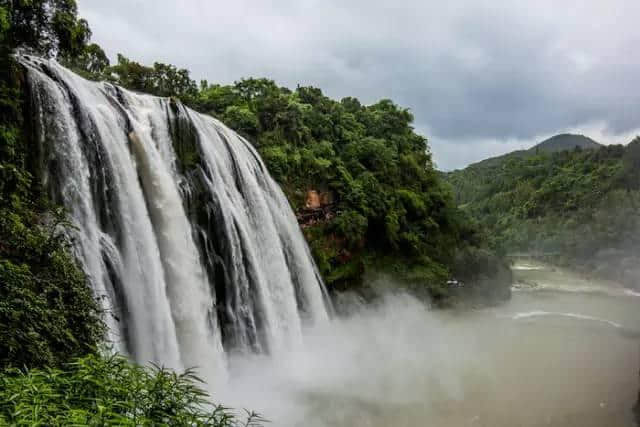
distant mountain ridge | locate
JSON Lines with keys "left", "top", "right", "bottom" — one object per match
{"left": 532, "top": 134, "right": 602, "bottom": 152}
{"left": 467, "top": 133, "right": 602, "bottom": 169}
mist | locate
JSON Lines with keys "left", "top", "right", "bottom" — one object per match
{"left": 219, "top": 278, "right": 639, "bottom": 427}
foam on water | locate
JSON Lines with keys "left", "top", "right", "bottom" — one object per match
{"left": 511, "top": 310, "right": 623, "bottom": 329}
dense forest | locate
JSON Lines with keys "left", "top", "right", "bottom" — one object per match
{"left": 445, "top": 135, "right": 640, "bottom": 289}
{"left": 0, "top": 0, "right": 512, "bottom": 424}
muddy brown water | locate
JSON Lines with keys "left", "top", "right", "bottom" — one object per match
{"left": 222, "top": 262, "right": 640, "bottom": 427}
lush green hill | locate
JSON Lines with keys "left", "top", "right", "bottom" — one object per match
{"left": 532, "top": 133, "right": 602, "bottom": 153}
{"left": 466, "top": 133, "right": 602, "bottom": 169}
{"left": 445, "top": 137, "right": 640, "bottom": 289}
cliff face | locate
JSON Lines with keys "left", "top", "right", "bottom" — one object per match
{"left": 297, "top": 189, "right": 335, "bottom": 228}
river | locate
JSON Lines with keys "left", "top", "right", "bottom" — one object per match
{"left": 222, "top": 262, "right": 640, "bottom": 426}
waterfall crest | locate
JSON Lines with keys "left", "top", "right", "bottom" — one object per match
{"left": 20, "top": 56, "right": 329, "bottom": 380}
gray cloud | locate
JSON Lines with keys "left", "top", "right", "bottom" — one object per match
{"left": 78, "top": 0, "right": 640, "bottom": 169}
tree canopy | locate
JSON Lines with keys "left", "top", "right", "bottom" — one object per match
{"left": 3, "top": 0, "right": 90, "bottom": 58}
{"left": 445, "top": 139, "right": 640, "bottom": 286}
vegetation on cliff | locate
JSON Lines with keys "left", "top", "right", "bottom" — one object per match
{"left": 0, "top": 0, "right": 104, "bottom": 370}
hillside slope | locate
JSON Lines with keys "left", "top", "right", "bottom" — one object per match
{"left": 533, "top": 133, "right": 601, "bottom": 152}
{"left": 467, "top": 133, "right": 602, "bottom": 169}
{"left": 445, "top": 137, "right": 640, "bottom": 289}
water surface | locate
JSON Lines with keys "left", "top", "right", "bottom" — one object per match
{"left": 223, "top": 263, "right": 640, "bottom": 426}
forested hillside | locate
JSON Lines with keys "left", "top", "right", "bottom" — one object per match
{"left": 468, "top": 133, "right": 602, "bottom": 169}
{"left": 445, "top": 137, "right": 640, "bottom": 289}
{"left": 533, "top": 134, "right": 601, "bottom": 152}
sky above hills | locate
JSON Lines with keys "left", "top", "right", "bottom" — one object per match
{"left": 78, "top": 0, "right": 640, "bottom": 170}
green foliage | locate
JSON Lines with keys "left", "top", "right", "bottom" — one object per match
{"left": 64, "top": 42, "right": 109, "bottom": 76}
{"left": 222, "top": 105, "right": 259, "bottom": 137}
{"left": 445, "top": 140, "right": 640, "bottom": 280}
{"left": 4, "top": 0, "right": 90, "bottom": 58}
{"left": 332, "top": 211, "right": 368, "bottom": 247}
{"left": 104, "top": 54, "right": 199, "bottom": 100}
{"left": 0, "top": 1, "right": 104, "bottom": 371}
{"left": 0, "top": 354, "right": 264, "bottom": 426}
{"left": 0, "top": 6, "right": 9, "bottom": 38}
{"left": 464, "top": 133, "right": 602, "bottom": 170}
{"left": 619, "top": 136, "right": 640, "bottom": 192}
{"left": 0, "top": 207, "right": 105, "bottom": 370}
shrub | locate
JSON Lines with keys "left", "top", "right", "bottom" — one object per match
{"left": 0, "top": 354, "right": 264, "bottom": 426}
{"left": 0, "top": 208, "right": 105, "bottom": 370}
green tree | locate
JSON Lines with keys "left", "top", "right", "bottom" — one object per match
{"left": 105, "top": 54, "right": 198, "bottom": 100}
{"left": 4, "top": 0, "right": 90, "bottom": 57}
{"left": 65, "top": 42, "right": 109, "bottom": 76}
{"left": 620, "top": 136, "right": 640, "bottom": 192}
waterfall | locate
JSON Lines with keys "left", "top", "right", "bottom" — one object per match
{"left": 20, "top": 55, "right": 329, "bottom": 382}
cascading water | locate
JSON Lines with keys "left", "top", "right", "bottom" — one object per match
{"left": 20, "top": 55, "right": 329, "bottom": 383}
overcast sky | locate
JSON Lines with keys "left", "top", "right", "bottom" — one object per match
{"left": 78, "top": 0, "right": 640, "bottom": 170}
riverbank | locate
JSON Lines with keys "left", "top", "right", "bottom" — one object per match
{"left": 511, "top": 260, "right": 637, "bottom": 298}
{"left": 513, "top": 255, "right": 640, "bottom": 295}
